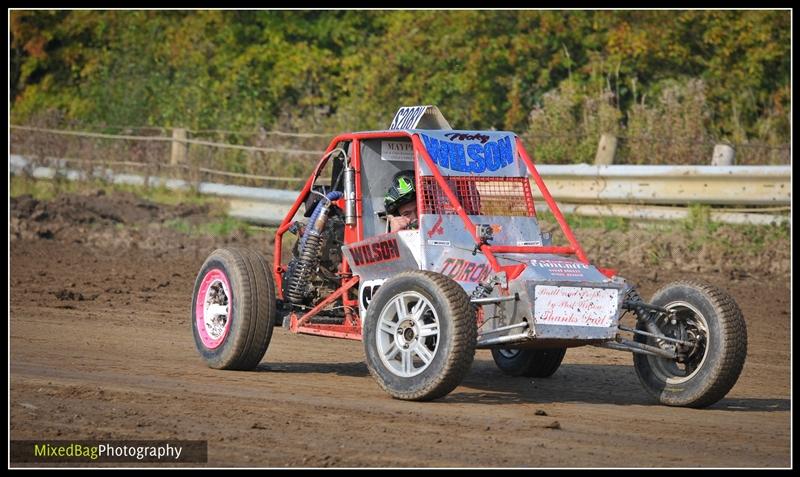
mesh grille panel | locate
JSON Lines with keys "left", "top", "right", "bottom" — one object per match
{"left": 419, "top": 176, "right": 535, "bottom": 216}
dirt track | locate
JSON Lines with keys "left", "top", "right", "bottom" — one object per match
{"left": 9, "top": 192, "right": 791, "bottom": 467}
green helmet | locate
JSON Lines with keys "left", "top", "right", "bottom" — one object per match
{"left": 384, "top": 171, "right": 416, "bottom": 215}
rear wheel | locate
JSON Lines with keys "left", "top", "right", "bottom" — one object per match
{"left": 491, "top": 347, "right": 567, "bottom": 377}
{"left": 191, "top": 248, "right": 276, "bottom": 370}
{"left": 633, "top": 280, "right": 747, "bottom": 408}
{"left": 363, "top": 271, "right": 476, "bottom": 401}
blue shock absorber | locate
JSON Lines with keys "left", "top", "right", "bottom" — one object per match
{"left": 285, "top": 191, "right": 343, "bottom": 304}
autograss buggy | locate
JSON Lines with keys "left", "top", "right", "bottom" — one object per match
{"left": 192, "top": 106, "right": 747, "bottom": 407}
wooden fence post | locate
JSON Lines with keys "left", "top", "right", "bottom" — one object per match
{"left": 170, "top": 127, "right": 187, "bottom": 167}
{"left": 594, "top": 133, "right": 617, "bottom": 165}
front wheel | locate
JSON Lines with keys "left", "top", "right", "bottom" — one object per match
{"left": 633, "top": 280, "right": 747, "bottom": 408}
{"left": 191, "top": 247, "right": 276, "bottom": 370}
{"left": 363, "top": 271, "right": 477, "bottom": 401}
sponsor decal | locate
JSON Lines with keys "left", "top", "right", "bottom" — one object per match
{"left": 439, "top": 258, "right": 492, "bottom": 283}
{"left": 427, "top": 215, "right": 445, "bottom": 238}
{"left": 517, "top": 240, "right": 542, "bottom": 246}
{"left": 351, "top": 238, "right": 401, "bottom": 266}
{"left": 534, "top": 286, "right": 618, "bottom": 327}
{"left": 427, "top": 239, "right": 451, "bottom": 246}
{"left": 444, "top": 132, "right": 490, "bottom": 144}
{"left": 421, "top": 133, "right": 515, "bottom": 173}
{"left": 530, "top": 258, "right": 590, "bottom": 278}
{"left": 389, "top": 106, "right": 427, "bottom": 130}
{"left": 381, "top": 140, "right": 414, "bottom": 162}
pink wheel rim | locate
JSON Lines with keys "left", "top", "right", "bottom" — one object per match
{"left": 195, "top": 268, "right": 233, "bottom": 349}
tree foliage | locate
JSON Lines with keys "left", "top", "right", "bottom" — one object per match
{"left": 11, "top": 10, "right": 790, "bottom": 157}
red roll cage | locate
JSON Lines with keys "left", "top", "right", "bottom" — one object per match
{"left": 273, "top": 131, "right": 608, "bottom": 340}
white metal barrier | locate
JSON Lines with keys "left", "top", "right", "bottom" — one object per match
{"left": 532, "top": 164, "right": 790, "bottom": 206}
{"left": 9, "top": 155, "right": 791, "bottom": 226}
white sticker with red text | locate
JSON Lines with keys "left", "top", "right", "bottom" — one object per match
{"left": 534, "top": 286, "right": 619, "bottom": 327}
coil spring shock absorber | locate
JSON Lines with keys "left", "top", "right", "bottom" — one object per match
{"left": 285, "top": 190, "right": 343, "bottom": 304}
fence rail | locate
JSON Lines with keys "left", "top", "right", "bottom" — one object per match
{"left": 9, "top": 123, "right": 791, "bottom": 226}
{"left": 533, "top": 164, "right": 790, "bottom": 206}
{"left": 9, "top": 154, "right": 790, "bottom": 226}
{"left": 11, "top": 124, "right": 791, "bottom": 169}
{"left": 10, "top": 125, "right": 325, "bottom": 156}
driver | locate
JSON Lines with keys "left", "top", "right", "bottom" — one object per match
{"left": 384, "top": 171, "right": 418, "bottom": 232}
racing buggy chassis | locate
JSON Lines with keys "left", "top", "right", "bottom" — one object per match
{"left": 192, "top": 106, "right": 747, "bottom": 407}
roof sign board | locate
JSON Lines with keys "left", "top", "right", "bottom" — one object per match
{"left": 389, "top": 105, "right": 452, "bottom": 130}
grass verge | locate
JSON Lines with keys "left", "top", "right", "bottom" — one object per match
{"left": 10, "top": 174, "right": 217, "bottom": 207}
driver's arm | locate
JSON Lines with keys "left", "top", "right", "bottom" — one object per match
{"left": 388, "top": 215, "right": 412, "bottom": 233}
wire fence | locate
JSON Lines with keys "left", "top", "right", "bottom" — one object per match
{"left": 9, "top": 122, "right": 791, "bottom": 192}
{"left": 9, "top": 124, "right": 329, "bottom": 190}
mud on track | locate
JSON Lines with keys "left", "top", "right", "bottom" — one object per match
{"left": 9, "top": 191, "right": 791, "bottom": 467}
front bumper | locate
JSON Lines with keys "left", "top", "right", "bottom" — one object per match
{"left": 476, "top": 279, "right": 626, "bottom": 348}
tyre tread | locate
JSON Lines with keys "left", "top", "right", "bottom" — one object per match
{"left": 365, "top": 270, "right": 477, "bottom": 401}
{"left": 192, "top": 247, "right": 275, "bottom": 371}
{"left": 636, "top": 279, "right": 747, "bottom": 408}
